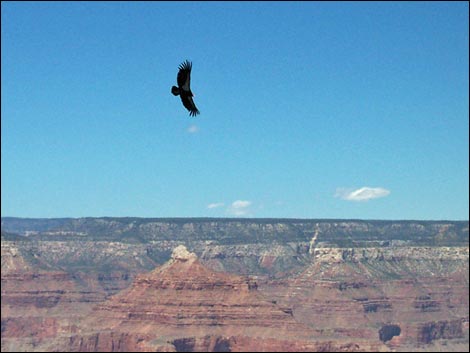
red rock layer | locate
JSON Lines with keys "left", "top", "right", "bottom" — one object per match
{"left": 68, "top": 247, "right": 386, "bottom": 352}
{"left": 258, "top": 255, "right": 469, "bottom": 349}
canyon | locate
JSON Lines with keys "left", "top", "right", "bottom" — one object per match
{"left": 1, "top": 217, "right": 468, "bottom": 351}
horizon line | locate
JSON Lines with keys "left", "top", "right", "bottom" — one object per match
{"left": 1, "top": 216, "right": 468, "bottom": 223}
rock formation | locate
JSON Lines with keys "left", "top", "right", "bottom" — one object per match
{"left": 53, "top": 246, "right": 384, "bottom": 351}
{"left": 1, "top": 218, "right": 468, "bottom": 351}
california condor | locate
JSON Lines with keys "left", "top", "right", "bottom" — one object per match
{"left": 171, "top": 60, "right": 200, "bottom": 117}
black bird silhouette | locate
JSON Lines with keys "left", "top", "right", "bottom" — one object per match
{"left": 171, "top": 60, "right": 200, "bottom": 117}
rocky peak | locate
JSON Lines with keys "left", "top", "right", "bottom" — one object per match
{"left": 171, "top": 244, "right": 197, "bottom": 262}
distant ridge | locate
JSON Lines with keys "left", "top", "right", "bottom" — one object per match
{"left": 2, "top": 216, "right": 468, "bottom": 223}
{"left": 2, "top": 217, "right": 468, "bottom": 249}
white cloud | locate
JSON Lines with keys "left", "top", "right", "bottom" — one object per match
{"left": 227, "top": 200, "right": 252, "bottom": 216}
{"left": 335, "top": 187, "right": 391, "bottom": 202}
{"left": 187, "top": 125, "right": 199, "bottom": 134}
{"left": 207, "top": 202, "right": 224, "bottom": 209}
{"left": 231, "top": 200, "right": 251, "bottom": 208}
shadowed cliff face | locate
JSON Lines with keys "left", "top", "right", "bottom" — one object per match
{"left": 379, "top": 325, "right": 401, "bottom": 342}
{"left": 1, "top": 218, "right": 468, "bottom": 352}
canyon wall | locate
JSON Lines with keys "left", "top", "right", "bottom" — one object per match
{"left": 1, "top": 218, "right": 468, "bottom": 351}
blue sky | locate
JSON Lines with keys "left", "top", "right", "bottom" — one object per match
{"left": 1, "top": 2, "right": 468, "bottom": 220}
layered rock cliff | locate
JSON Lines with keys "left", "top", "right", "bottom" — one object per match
{"left": 2, "top": 218, "right": 467, "bottom": 277}
{"left": 1, "top": 218, "right": 468, "bottom": 351}
{"left": 43, "top": 246, "right": 387, "bottom": 352}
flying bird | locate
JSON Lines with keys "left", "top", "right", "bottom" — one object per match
{"left": 171, "top": 60, "right": 200, "bottom": 117}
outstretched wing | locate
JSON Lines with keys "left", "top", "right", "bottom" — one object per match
{"left": 181, "top": 95, "right": 200, "bottom": 117}
{"left": 177, "top": 60, "right": 192, "bottom": 91}
{"left": 175, "top": 60, "right": 199, "bottom": 116}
